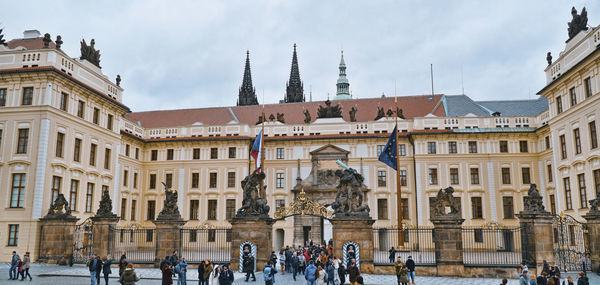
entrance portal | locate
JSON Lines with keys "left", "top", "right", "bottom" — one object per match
{"left": 274, "top": 229, "right": 285, "bottom": 251}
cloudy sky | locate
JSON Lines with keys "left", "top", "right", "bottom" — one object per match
{"left": 1, "top": 1, "right": 598, "bottom": 111}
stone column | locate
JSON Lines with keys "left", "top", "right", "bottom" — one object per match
{"left": 153, "top": 219, "right": 186, "bottom": 267}
{"left": 38, "top": 216, "right": 79, "bottom": 264}
{"left": 431, "top": 216, "right": 465, "bottom": 276}
{"left": 330, "top": 217, "right": 375, "bottom": 273}
{"left": 583, "top": 199, "right": 600, "bottom": 273}
{"left": 91, "top": 216, "right": 119, "bottom": 259}
{"left": 229, "top": 216, "right": 274, "bottom": 272}
{"left": 518, "top": 184, "right": 554, "bottom": 275}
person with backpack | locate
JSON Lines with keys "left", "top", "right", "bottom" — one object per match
{"left": 264, "top": 262, "right": 276, "bottom": 285}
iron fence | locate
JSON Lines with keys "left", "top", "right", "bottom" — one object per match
{"left": 372, "top": 227, "right": 435, "bottom": 265}
{"left": 462, "top": 226, "right": 522, "bottom": 266}
{"left": 180, "top": 228, "right": 231, "bottom": 264}
{"left": 108, "top": 227, "right": 156, "bottom": 263}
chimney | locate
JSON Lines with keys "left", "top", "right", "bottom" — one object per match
{"left": 23, "top": 30, "right": 41, "bottom": 39}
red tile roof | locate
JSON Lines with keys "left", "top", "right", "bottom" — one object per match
{"left": 125, "top": 95, "right": 445, "bottom": 128}
{"left": 7, "top": 37, "right": 57, "bottom": 50}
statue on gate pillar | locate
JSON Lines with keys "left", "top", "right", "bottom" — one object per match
{"left": 430, "top": 187, "right": 460, "bottom": 219}
{"left": 44, "top": 193, "right": 76, "bottom": 220}
{"left": 523, "top": 184, "right": 549, "bottom": 214}
{"left": 156, "top": 182, "right": 182, "bottom": 220}
{"left": 236, "top": 169, "right": 270, "bottom": 217}
{"left": 95, "top": 187, "right": 117, "bottom": 218}
{"left": 331, "top": 161, "right": 370, "bottom": 218}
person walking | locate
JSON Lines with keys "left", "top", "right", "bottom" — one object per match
{"left": 17, "top": 257, "right": 24, "bottom": 281}
{"left": 279, "top": 251, "right": 286, "bottom": 275}
{"left": 119, "top": 263, "right": 141, "bottom": 285}
{"left": 177, "top": 258, "right": 188, "bottom": 285}
{"left": 566, "top": 276, "right": 574, "bottom": 285}
{"left": 218, "top": 264, "right": 234, "bottom": 285}
{"left": 21, "top": 252, "right": 32, "bottom": 281}
{"left": 162, "top": 263, "right": 173, "bottom": 285}
{"left": 198, "top": 260, "right": 206, "bottom": 285}
{"left": 405, "top": 256, "right": 416, "bottom": 284}
{"left": 102, "top": 255, "right": 115, "bottom": 285}
{"left": 537, "top": 272, "right": 548, "bottom": 285}
{"left": 244, "top": 253, "right": 256, "bottom": 282}
{"left": 316, "top": 265, "right": 326, "bottom": 285}
{"left": 389, "top": 247, "right": 396, "bottom": 263}
{"left": 160, "top": 256, "right": 172, "bottom": 272}
{"left": 326, "top": 262, "right": 336, "bottom": 285}
{"left": 9, "top": 251, "right": 19, "bottom": 280}
{"left": 203, "top": 260, "right": 214, "bottom": 285}
{"left": 291, "top": 252, "right": 300, "bottom": 281}
{"left": 338, "top": 263, "right": 347, "bottom": 285}
{"left": 577, "top": 271, "right": 589, "bottom": 285}
{"left": 87, "top": 253, "right": 101, "bottom": 285}
{"left": 305, "top": 260, "right": 318, "bottom": 285}
{"left": 208, "top": 265, "right": 220, "bottom": 285}
{"left": 263, "top": 262, "right": 276, "bottom": 285}
{"left": 395, "top": 257, "right": 408, "bottom": 285}
{"left": 347, "top": 262, "right": 360, "bottom": 285}
{"left": 119, "top": 252, "right": 128, "bottom": 277}
{"left": 170, "top": 250, "right": 179, "bottom": 277}
{"left": 520, "top": 269, "right": 530, "bottom": 285}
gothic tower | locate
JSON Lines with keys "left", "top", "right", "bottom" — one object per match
{"left": 333, "top": 50, "right": 351, "bottom": 100}
{"left": 285, "top": 44, "right": 305, "bottom": 103}
{"left": 237, "top": 50, "right": 258, "bottom": 106}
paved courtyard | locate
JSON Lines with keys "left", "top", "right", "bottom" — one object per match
{"left": 1, "top": 263, "right": 598, "bottom": 285}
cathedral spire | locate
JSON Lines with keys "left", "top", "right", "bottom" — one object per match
{"left": 285, "top": 44, "right": 304, "bottom": 103}
{"left": 334, "top": 50, "right": 351, "bottom": 100}
{"left": 238, "top": 50, "right": 258, "bottom": 106}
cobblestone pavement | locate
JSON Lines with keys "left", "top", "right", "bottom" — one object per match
{"left": 1, "top": 263, "right": 598, "bottom": 285}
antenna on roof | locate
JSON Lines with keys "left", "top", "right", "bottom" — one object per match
{"left": 430, "top": 64, "right": 435, "bottom": 96}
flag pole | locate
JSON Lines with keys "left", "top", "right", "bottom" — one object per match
{"left": 395, "top": 82, "right": 405, "bottom": 247}
{"left": 260, "top": 91, "right": 266, "bottom": 198}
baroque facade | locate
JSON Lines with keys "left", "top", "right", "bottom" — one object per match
{"left": 0, "top": 11, "right": 599, "bottom": 261}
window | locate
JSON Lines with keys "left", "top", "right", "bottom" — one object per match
{"left": 189, "top": 230, "right": 198, "bottom": 242}
{"left": 227, "top": 172, "right": 236, "bottom": 188}
{"left": 522, "top": 167, "right": 531, "bottom": 184}
{"left": 210, "top": 148, "right": 218, "bottom": 159}
{"left": 225, "top": 199, "right": 235, "bottom": 220}
{"left": 151, "top": 150, "right": 158, "bottom": 161}
{"left": 471, "top": 197, "right": 483, "bottom": 219}
{"left": 165, "top": 173, "right": 173, "bottom": 188}
{"left": 229, "top": 147, "right": 236, "bottom": 159}
{"left": 399, "top": 170, "right": 407, "bottom": 186}
{"left": 519, "top": 141, "right": 528, "bottom": 153}
{"left": 276, "top": 173, "right": 285, "bottom": 188}
{"left": 499, "top": 140, "right": 508, "bottom": 153}
{"left": 193, "top": 148, "right": 200, "bottom": 159}
{"left": 226, "top": 199, "right": 236, "bottom": 220}
{"left": 468, "top": 141, "right": 477, "bottom": 153}
{"left": 189, "top": 200, "right": 199, "bottom": 220}
{"left": 594, "top": 169, "right": 600, "bottom": 198}
{"left": 564, "top": 177, "right": 572, "bottom": 210}
{"left": 547, "top": 164, "right": 553, "bottom": 183}
{"left": 121, "top": 198, "right": 127, "bottom": 220}
{"left": 0, "top": 129, "right": 2, "bottom": 149}
{"left": 104, "top": 148, "right": 111, "bottom": 169}
{"left": 22, "top": 87, "right": 33, "bottom": 105}
{"left": 60, "top": 92, "right": 68, "bottom": 111}
{"left": 125, "top": 144, "right": 130, "bottom": 156}
{"left": 448, "top": 141, "right": 457, "bottom": 154}
{"left": 90, "top": 143, "right": 97, "bottom": 166}
{"left": 549, "top": 194, "right": 557, "bottom": 215}
{"left": 590, "top": 121, "right": 598, "bottom": 149}
{"left": 51, "top": 176, "right": 61, "bottom": 204}
{"left": 502, "top": 196, "right": 514, "bottom": 219}
{"left": 377, "top": 198, "right": 388, "bottom": 220}
{"left": 85, "top": 183, "right": 94, "bottom": 212}
{"left": 377, "top": 170, "right": 387, "bottom": 187}
{"left": 93, "top": 107, "right": 99, "bottom": 124}
{"left": 73, "top": 138, "right": 81, "bottom": 162}
{"left": 123, "top": 170, "right": 129, "bottom": 186}
{"left": 470, "top": 168, "right": 480, "bottom": 185}
{"left": 570, "top": 87, "right": 577, "bottom": 106}
{"left": 77, "top": 100, "right": 85, "bottom": 118}
{"left": 377, "top": 145, "right": 385, "bottom": 156}
{"left": 208, "top": 200, "right": 217, "bottom": 220}
{"left": 276, "top": 199, "right": 285, "bottom": 211}
{"left": 501, "top": 168, "right": 511, "bottom": 184}
{"left": 167, "top": 149, "right": 174, "bottom": 160}
{"left": 56, "top": 132, "right": 65, "bottom": 157}
{"left": 145, "top": 229, "right": 153, "bottom": 243}
{"left": 147, "top": 200, "right": 156, "bottom": 220}
{"left": 560, "top": 135, "right": 567, "bottom": 159}
{"left": 10, "top": 174, "right": 26, "bottom": 208}
{"left": 133, "top": 173, "right": 138, "bottom": 189}
{"left": 69, "top": 179, "right": 79, "bottom": 211}
{"left": 428, "top": 168, "right": 438, "bottom": 185}
{"left": 399, "top": 144, "right": 406, "bottom": 156}
{"left": 149, "top": 174, "right": 157, "bottom": 189}
{"left": 574, "top": 128, "right": 582, "bottom": 154}
{"left": 191, "top": 173, "right": 199, "bottom": 188}
{"left": 209, "top": 173, "right": 217, "bottom": 188}
{"left": 545, "top": 136, "right": 551, "bottom": 149}
{"left": 208, "top": 229, "right": 216, "bottom": 242}
{"left": 16, "top": 128, "right": 29, "bottom": 154}
{"left": 585, "top": 77, "right": 592, "bottom": 98}
{"left": 474, "top": 229, "right": 483, "bottom": 243}
{"left": 578, "top": 174, "right": 587, "bottom": 208}
{"left": 449, "top": 168, "right": 459, "bottom": 185}
{"left": 556, "top": 96, "right": 563, "bottom": 114}
{"left": 0, "top": 88, "right": 6, "bottom": 106}
{"left": 401, "top": 198, "right": 409, "bottom": 220}
{"left": 427, "top": 142, "right": 436, "bottom": 154}
{"left": 107, "top": 114, "right": 113, "bottom": 131}
{"left": 7, "top": 225, "right": 19, "bottom": 246}
{"left": 135, "top": 148, "right": 139, "bottom": 159}
{"left": 276, "top": 148, "right": 284, "bottom": 159}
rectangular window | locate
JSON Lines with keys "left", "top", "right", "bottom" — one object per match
{"left": 594, "top": 169, "right": 600, "bottom": 198}
{"left": 60, "top": 92, "right": 68, "bottom": 111}
{"left": 151, "top": 150, "right": 158, "bottom": 161}
{"left": 149, "top": 174, "right": 156, "bottom": 189}
{"left": 471, "top": 197, "right": 483, "bottom": 219}
{"left": 10, "top": 173, "right": 26, "bottom": 208}
{"left": 165, "top": 173, "right": 173, "bottom": 188}
{"left": 107, "top": 114, "right": 113, "bottom": 131}
{"left": 210, "top": 148, "right": 218, "bottom": 159}
{"left": 428, "top": 168, "right": 438, "bottom": 185}
{"left": 131, "top": 200, "right": 137, "bottom": 221}
{"left": 502, "top": 196, "right": 514, "bottom": 219}
{"left": 77, "top": 100, "right": 85, "bottom": 118}
{"left": 550, "top": 194, "right": 557, "bottom": 215}
{"left": 193, "top": 148, "right": 200, "bottom": 159}
{"left": 399, "top": 144, "right": 406, "bottom": 156}
{"left": 208, "top": 229, "right": 216, "bottom": 242}
{"left": 519, "top": 141, "right": 528, "bottom": 153}
{"left": 90, "top": 143, "right": 97, "bottom": 166}
{"left": 191, "top": 173, "right": 199, "bottom": 188}
{"left": 449, "top": 168, "right": 459, "bottom": 185}
{"left": 7, "top": 225, "right": 19, "bottom": 246}
{"left": 85, "top": 183, "right": 94, "bottom": 212}
{"left": 474, "top": 229, "right": 483, "bottom": 243}
{"left": 377, "top": 170, "right": 387, "bottom": 187}
{"left": 123, "top": 170, "right": 129, "bottom": 187}
{"left": 401, "top": 198, "right": 409, "bottom": 220}
{"left": 125, "top": 144, "right": 130, "bottom": 156}
{"left": 501, "top": 168, "right": 511, "bottom": 184}
{"left": 133, "top": 173, "right": 138, "bottom": 189}
{"left": 0, "top": 88, "right": 6, "bottom": 106}
{"left": 189, "top": 230, "right": 198, "bottom": 242}
{"left": 427, "top": 142, "right": 436, "bottom": 154}
{"left": 208, "top": 200, "right": 217, "bottom": 220}
{"left": 167, "top": 149, "right": 174, "bottom": 160}
{"left": 468, "top": 141, "right": 477, "bottom": 153}
{"left": 73, "top": 138, "right": 81, "bottom": 162}
{"left": 377, "top": 145, "right": 385, "bottom": 156}
{"left": 499, "top": 140, "right": 508, "bottom": 153}
{"left": 564, "top": 177, "right": 572, "bottom": 210}
{"left": 276, "top": 173, "right": 285, "bottom": 188}
{"left": 121, "top": 198, "right": 127, "bottom": 220}
{"left": 146, "top": 229, "right": 154, "bottom": 243}
{"left": 578, "top": 174, "right": 587, "bottom": 208}
{"left": 570, "top": 87, "right": 577, "bottom": 106}
{"left": 51, "top": 176, "right": 61, "bottom": 204}
{"left": 377, "top": 198, "right": 388, "bottom": 220}
{"left": 276, "top": 148, "right": 284, "bottom": 159}
{"left": 545, "top": 136, "right": 551, "bottom": 149}
{"left": 547, "top": 164, "right": 553, "bottom": 183}
{"left": 585, "top": 77, "right": 592, "bottom": 98}
{"left": 227, "top": 172, "right": 236, "bottom": 188}
{"left": 209, "top": 173, "right": 217, "bottom": 188}
{"left": 399, "top": 170, "right": 407, "bottom": 186}
{"left": 93, "top": 107, "right": 99, "bottom": 124}
{"left": 55, "top": 132, "right": 64, "bottom": 158}
{"left": 189, "top": 200, "right": 199, "bottom": 220}
{"left": 22, "top": 87, "right": 33, "bottom": 105}
{"left": 574, "top": 128, "right": 582, "bottom": 154}
{"left": 590, "top": 121, "right": 598, "bottom": 149}
{"left": 135, "top": 148, "right": 139, "bottom": 160}
{"left": 147, "top": 200, "right": 156, "bottom": 220}
{"left": 556, "top": 96, "right": 563, "bottom": 114}
{"left": 104, "top": 148, "right": 111, "bottom": 169}
{"left": 560, "top": 135, "right": 567, "bottom": 159}
{"left": 470, "top": 168, "right": 480, "bottom": 185}
{"left": 226, "top": 199, "right": 236, "bottom": 220}
{"left": 228, "top": 147, "right": 236, "bottom": 159}
{"left": 448, "top": 141, "right": 457, "bottom": 154}
{"left": 276, "top": 199, "right": 285, "bottom": 211}
{"left": 522, "top": 167, "right": 531, "bottom": 184}
{"left": 70, "top": 179, "right": 79, "bottom": 211}
{"left": 16, "top": 128, "right": 29, "bottom": 154}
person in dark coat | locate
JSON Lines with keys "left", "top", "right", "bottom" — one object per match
{"left": 244, "top": 254, "right": 256, "bottom": 282}
{"left": 96, "top": 257, "right": 103, "bottom": 285}
{"left": 119, "top": 252, "right": 128, "bottom": 277}
{"left": 197, "top": 260, "right": 205, "bottom": 285}
{"left": 536, "top": 272, "right": 548, "bottom": 285}
{"left": 405, "top": 256, "right": 416, "bottom": 284}
{"left": 102, "top": 255, "right": 115, "bottom": 285}
{"left": 218, "top": 264, "right": 234, "bottom": 285}
{"left": 162, "top": 264, "right": 173, "bottom": 285}
{"left": 338, "top": 263, "right": 347, "bottom": 285}
{"left": 388, "top": 247, "right": 396, "bottom": 263}
{"left": 577, "top": 271, "right": 589, "bottom": 285}
{"left": 170, "top": 250, "right": 179, "bottom": 277}
{"left": 291, "top": 252, "right": 300, "bottom": 281}
{"left": 160, "top": 256, "right": 171, "bottom": 271}
{"left": 326, "top": 262, "right": 336, "bottom": 285}
{"left": 347, "top": 262, "right": 360, "bottom": 285}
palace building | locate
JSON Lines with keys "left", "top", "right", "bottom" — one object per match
{"left": 0, "top": 11, "right": 599, "bottom": 261}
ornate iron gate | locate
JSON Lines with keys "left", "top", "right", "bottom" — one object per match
{"left": 552, "top": 213, "right": 591, "bottom": 272}
{"left": 72, "top": 218, "right": 94, "bottom": 264}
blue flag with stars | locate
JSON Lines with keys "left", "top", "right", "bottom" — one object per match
{"left": 378, "top": 126, "right": 398, "bottom": 170}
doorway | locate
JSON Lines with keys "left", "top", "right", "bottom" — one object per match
{"left": 303, "top": 226, "right": 311, "bottom": 246}
{"left": 275, "top": 229, "right": 285, "bottom": 251}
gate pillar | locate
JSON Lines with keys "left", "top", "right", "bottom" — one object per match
{"left": 37, "top": 193, "right": 79, "bottom": 264}
{"left": 518, "top": 184, "right": 554, "bottom": 275}
{"left": 583, "top": 199, "right": 600, "bottom": 273}
{"left": 91, "top": 216, "right": 119, "bottom": 259}
{"left": 330, "top": 216, "right": 375, "bottom": 273}
{"left": 229, "top": 216, "right": 274, "bottom": 272}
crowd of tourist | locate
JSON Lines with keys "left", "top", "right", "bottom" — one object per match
{"left": 517, "top": 261, "right": 590, "bottom": 285}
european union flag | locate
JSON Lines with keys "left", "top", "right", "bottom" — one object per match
{"left": 378, "top": 126, "right": 398, "bottom": 170}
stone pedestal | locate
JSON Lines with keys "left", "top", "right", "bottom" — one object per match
{"left": 583, "top": 205, "right": 600, "bottom": 273}
{"left": 229, "top": 216, "right": 274, "bottom": 272}
{"left": 91, "top": 216, "right": 119, "bottom": 259}
{"left": 431, "top": 216, "right": 465, "bottom": 277}
{"left": 38, "top": 216, "right": 79, "bottom": 264}
{"left": 153, "top": 219, "right": 186, "bottom": 267}
{"left": 330, "top": 217, "right": 375, "bottom": 273}
{"left": 518, "top": 212, "right": 554, "bottom": 275}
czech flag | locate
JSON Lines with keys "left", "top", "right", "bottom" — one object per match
{"left": 251, "top": 130, "right": 263, "bottom": 170}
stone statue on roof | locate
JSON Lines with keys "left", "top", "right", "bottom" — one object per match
{"left": 546, "top": 52, "right": 552, "bottom": 66}
{"left": 43, "top": 33, "right": 51, "bottom": 48}
{"left": 567, "top": 6, "right": 588, "bottom": 40}
{"left": 374, "top": 107, "right": 385, "bottom": 120}
{"left": 80, "top": 38, "right": 101, "bottom": 68}
{"left": 303, "top": 109, "right": 311, "bottom": 123}
{"left": 276, "top": 112, "right": 285, "bottom": 123}
{"left": 349, "top": 107, "right": 357, "bottom": 122}
{"left": 317, "top": 99, "right": 342, "bottom": 118}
